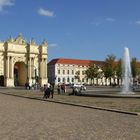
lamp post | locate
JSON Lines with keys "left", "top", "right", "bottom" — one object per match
{"left": 32, "top": 66, "right": 38, "bottom": 85}
{"left": 32, "top": 66, "right": 39, "bottom": 89}
{"left": 26, "top": 64, "right": 38, "bottom": 86}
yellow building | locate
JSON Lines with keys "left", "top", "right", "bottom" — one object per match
{"left": 0, "top": 34, "right": 48, "bottom": 87}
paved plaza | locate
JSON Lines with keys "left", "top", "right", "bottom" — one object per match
{"left": 0, "top": 88, "right": 140, "bottom": 140}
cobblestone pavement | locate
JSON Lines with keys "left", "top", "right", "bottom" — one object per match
{"left": 0, "top": 89, "right": 140, "bottom": 140}
{"left": 1, "top": 88, "right": 140, "bottom": 113}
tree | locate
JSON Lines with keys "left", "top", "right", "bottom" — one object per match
{"left": 131, "top": 57, "right": 139, "bottom": 80}
{"left": 102, "top": 54, "right": 116, "bottom": 85}
{"left": 95, "top": 68, "right": 103, "bottom": 86}
{"left": 116, "top": 58, "right": 122, "bottom": 85}
{"left": 85, "top": 62, "right": 99, "bottom": 85}
{"left": 74, "top": 71, "right": 80, "bottom": 83}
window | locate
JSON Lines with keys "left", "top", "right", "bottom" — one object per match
{"left": 82, "top": 71, "right": 85, "bottom": 75}
{"left": 72, "top": 78, "right": 74, "bottom": 82}
{"left": 58, "top": 77, "right": 61, "bottom": 82}
{"left": 78, "top": 78, "right": 80, "bottom": 82}
{"left": 58, "top": 69, "right": 60, "bottom": 74}
{"left": 67, "top": 70, "right": 69, "bottom": 74}
{"left": 72, "top": 70, "right": 74, "bottom": 75}
{"left": 63, "top": 70, "right": 65, "bottom": 74}
{"left": 67, "top": 77, "right": 70, "bottom": 82}
{"left": 63, "top": 78, "right": 65, "bottom": 82}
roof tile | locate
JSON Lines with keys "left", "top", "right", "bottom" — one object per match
{"left": 48, "top": 58, "right": 105, "bottom": 66}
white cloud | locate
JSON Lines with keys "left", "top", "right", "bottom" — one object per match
{"left": 90, "top": 21, "right": 101, "bottom": 26}
{"left": 136, "top": 20, "right": 140, "bottom": 25}
{"left": 0, "top": 0, "right": 14, "bottom": 11}
{"left": 106, "top": 17, "right": 115, "bottom": 22}
{"left": 38, "top": 8, "right": 54, "bottom": 17}
{"left": 90, "top": 17, "right": 115, "bottom": 26}
{"left": 48, "top": 43, "right": 57, "bottom": 48}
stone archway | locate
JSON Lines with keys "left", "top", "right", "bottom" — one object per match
{"left": 0, "top": 34, "right": 48, "bottom": 87}
{"left": 14, "top": 62, "right": 27, "bottom": 86}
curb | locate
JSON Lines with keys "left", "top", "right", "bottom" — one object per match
{"left": 45, "top": 99, "right": 139, "bottom": 116}
{"left": 0, "top": 91, "right": 139, "bottom": 116}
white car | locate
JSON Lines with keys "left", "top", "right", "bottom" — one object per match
{"left": 71, "top": 84, "right": 86, "bottom": 90}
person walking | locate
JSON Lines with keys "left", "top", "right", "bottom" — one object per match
{"left": 61, "top": 83, "right": 66, "bottom": 94}
{"left": 50, "top": 83, "right": 54, "bottom": 98}
{"left": 43, "top": 84, "right": 51, "bottom": 99}
{"left": 43, "top": 84, "right": 48, "bottom": 99}
{"left": 57, "top": 84, "right": 61, "bottom": 94}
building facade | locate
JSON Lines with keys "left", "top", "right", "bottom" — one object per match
{"left": 48, "top": 58, "right": 107, "bottom": 85}
{"left": 0, "top": 34, "right": 48, "bottom": 87}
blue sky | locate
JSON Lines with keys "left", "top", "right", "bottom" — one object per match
{"left": 0, "top": 0, "right": 140, "bottom": 62}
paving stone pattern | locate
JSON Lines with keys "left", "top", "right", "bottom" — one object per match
{"left": 0, "top": 89, "right": 140, "bottom": 139}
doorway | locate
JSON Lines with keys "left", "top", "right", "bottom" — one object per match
{"left": 14, "top": 62, "right": 27, "bottom": 86}
{"left": 0, "top": 75, "right": 4, "bottom": 86}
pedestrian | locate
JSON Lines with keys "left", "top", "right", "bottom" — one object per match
{"left": 61, "top": 83, "right": 66, "bottom": 93}
{"left": 25, "top": 82, "right": 31, "bottom": 90}
{"left": 50, "top": 83, "right": 54, "bottom": 98}
{"left": 43, "top": 84, "right": 50, "bottom": 99}
{"left": 43, "top": 84, "right": 47, "bottom": 99}
{"left": 57, "top": 84, "right": 61, "bottom": 94}
{"left": 46, "top": 84, "right": 50, "bottom": 98}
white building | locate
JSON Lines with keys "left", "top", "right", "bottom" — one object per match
{"left": 48, "top": 58, "right": 105, "bottom": 85}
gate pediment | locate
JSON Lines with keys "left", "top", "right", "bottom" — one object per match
{"left": 13, "top": 56, "right": 26, "bottom": 64}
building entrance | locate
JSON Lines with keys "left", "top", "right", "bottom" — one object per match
{"left": 0, "top": 76, "right": 4, "bottom": 86}
{"left": 14, "top": 62, "right": 27, "bottom": 86}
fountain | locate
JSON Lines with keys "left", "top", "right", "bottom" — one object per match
{"left": 122, "top": 47, "right": 134, "bottom": 94}
{"left": 78, "top": 47, "right": 140, "bottom": 98}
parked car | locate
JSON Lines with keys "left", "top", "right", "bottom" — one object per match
{"left": 132, "top": 82, "right": 140, "bottom": 91}
{"left": 71, "top": 83, "right": 86, "bottom": 91}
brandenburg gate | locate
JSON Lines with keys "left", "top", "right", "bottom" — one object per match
{"left": 0, "top": 34, "right": 48, "bottom": 87}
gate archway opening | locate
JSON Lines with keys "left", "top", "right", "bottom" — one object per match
{"left": 14, "top": 62, "right": 27, "bottom": 86}
{"left": 0, "top": 75, "right": 4, "bottom": 86}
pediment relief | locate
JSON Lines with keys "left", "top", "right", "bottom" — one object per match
{"left": 13, "top": 56, "right": 26, "bottom": 64}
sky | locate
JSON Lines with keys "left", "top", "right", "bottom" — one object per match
{"left": 0, "top": 0, "right": 140, "bottom": 62}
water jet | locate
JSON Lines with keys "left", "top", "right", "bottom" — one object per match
{"left": 121, "top": 47, "right": 134, "bottom": 94}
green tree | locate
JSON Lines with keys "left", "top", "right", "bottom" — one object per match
{"left": 102, "top": 54, "right": 116, "bottom": 85}
{"left": 95, "top": 69, "right": 103, "bottom": 86}
{"left": 85, "top": 62, "right": 99, "bottom": 85}
{"left": 131, "top": 57, "right": 139, "bottom": 80}
{"left": 74, "top": 70, "right": 80, "bottom": 83}
{"left": 116, "top": 58, "right": 122, "bottom": 85}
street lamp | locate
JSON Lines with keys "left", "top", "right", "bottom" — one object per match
{"left": 32, "top": 66, "right": 38, "bottom": 84}
{"left": 25, "top": 64, "right": 38, "bottom": 85}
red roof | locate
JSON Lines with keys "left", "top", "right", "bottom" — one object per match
{"left": 48, "top": 58, "right": 105, "bottom": 66}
